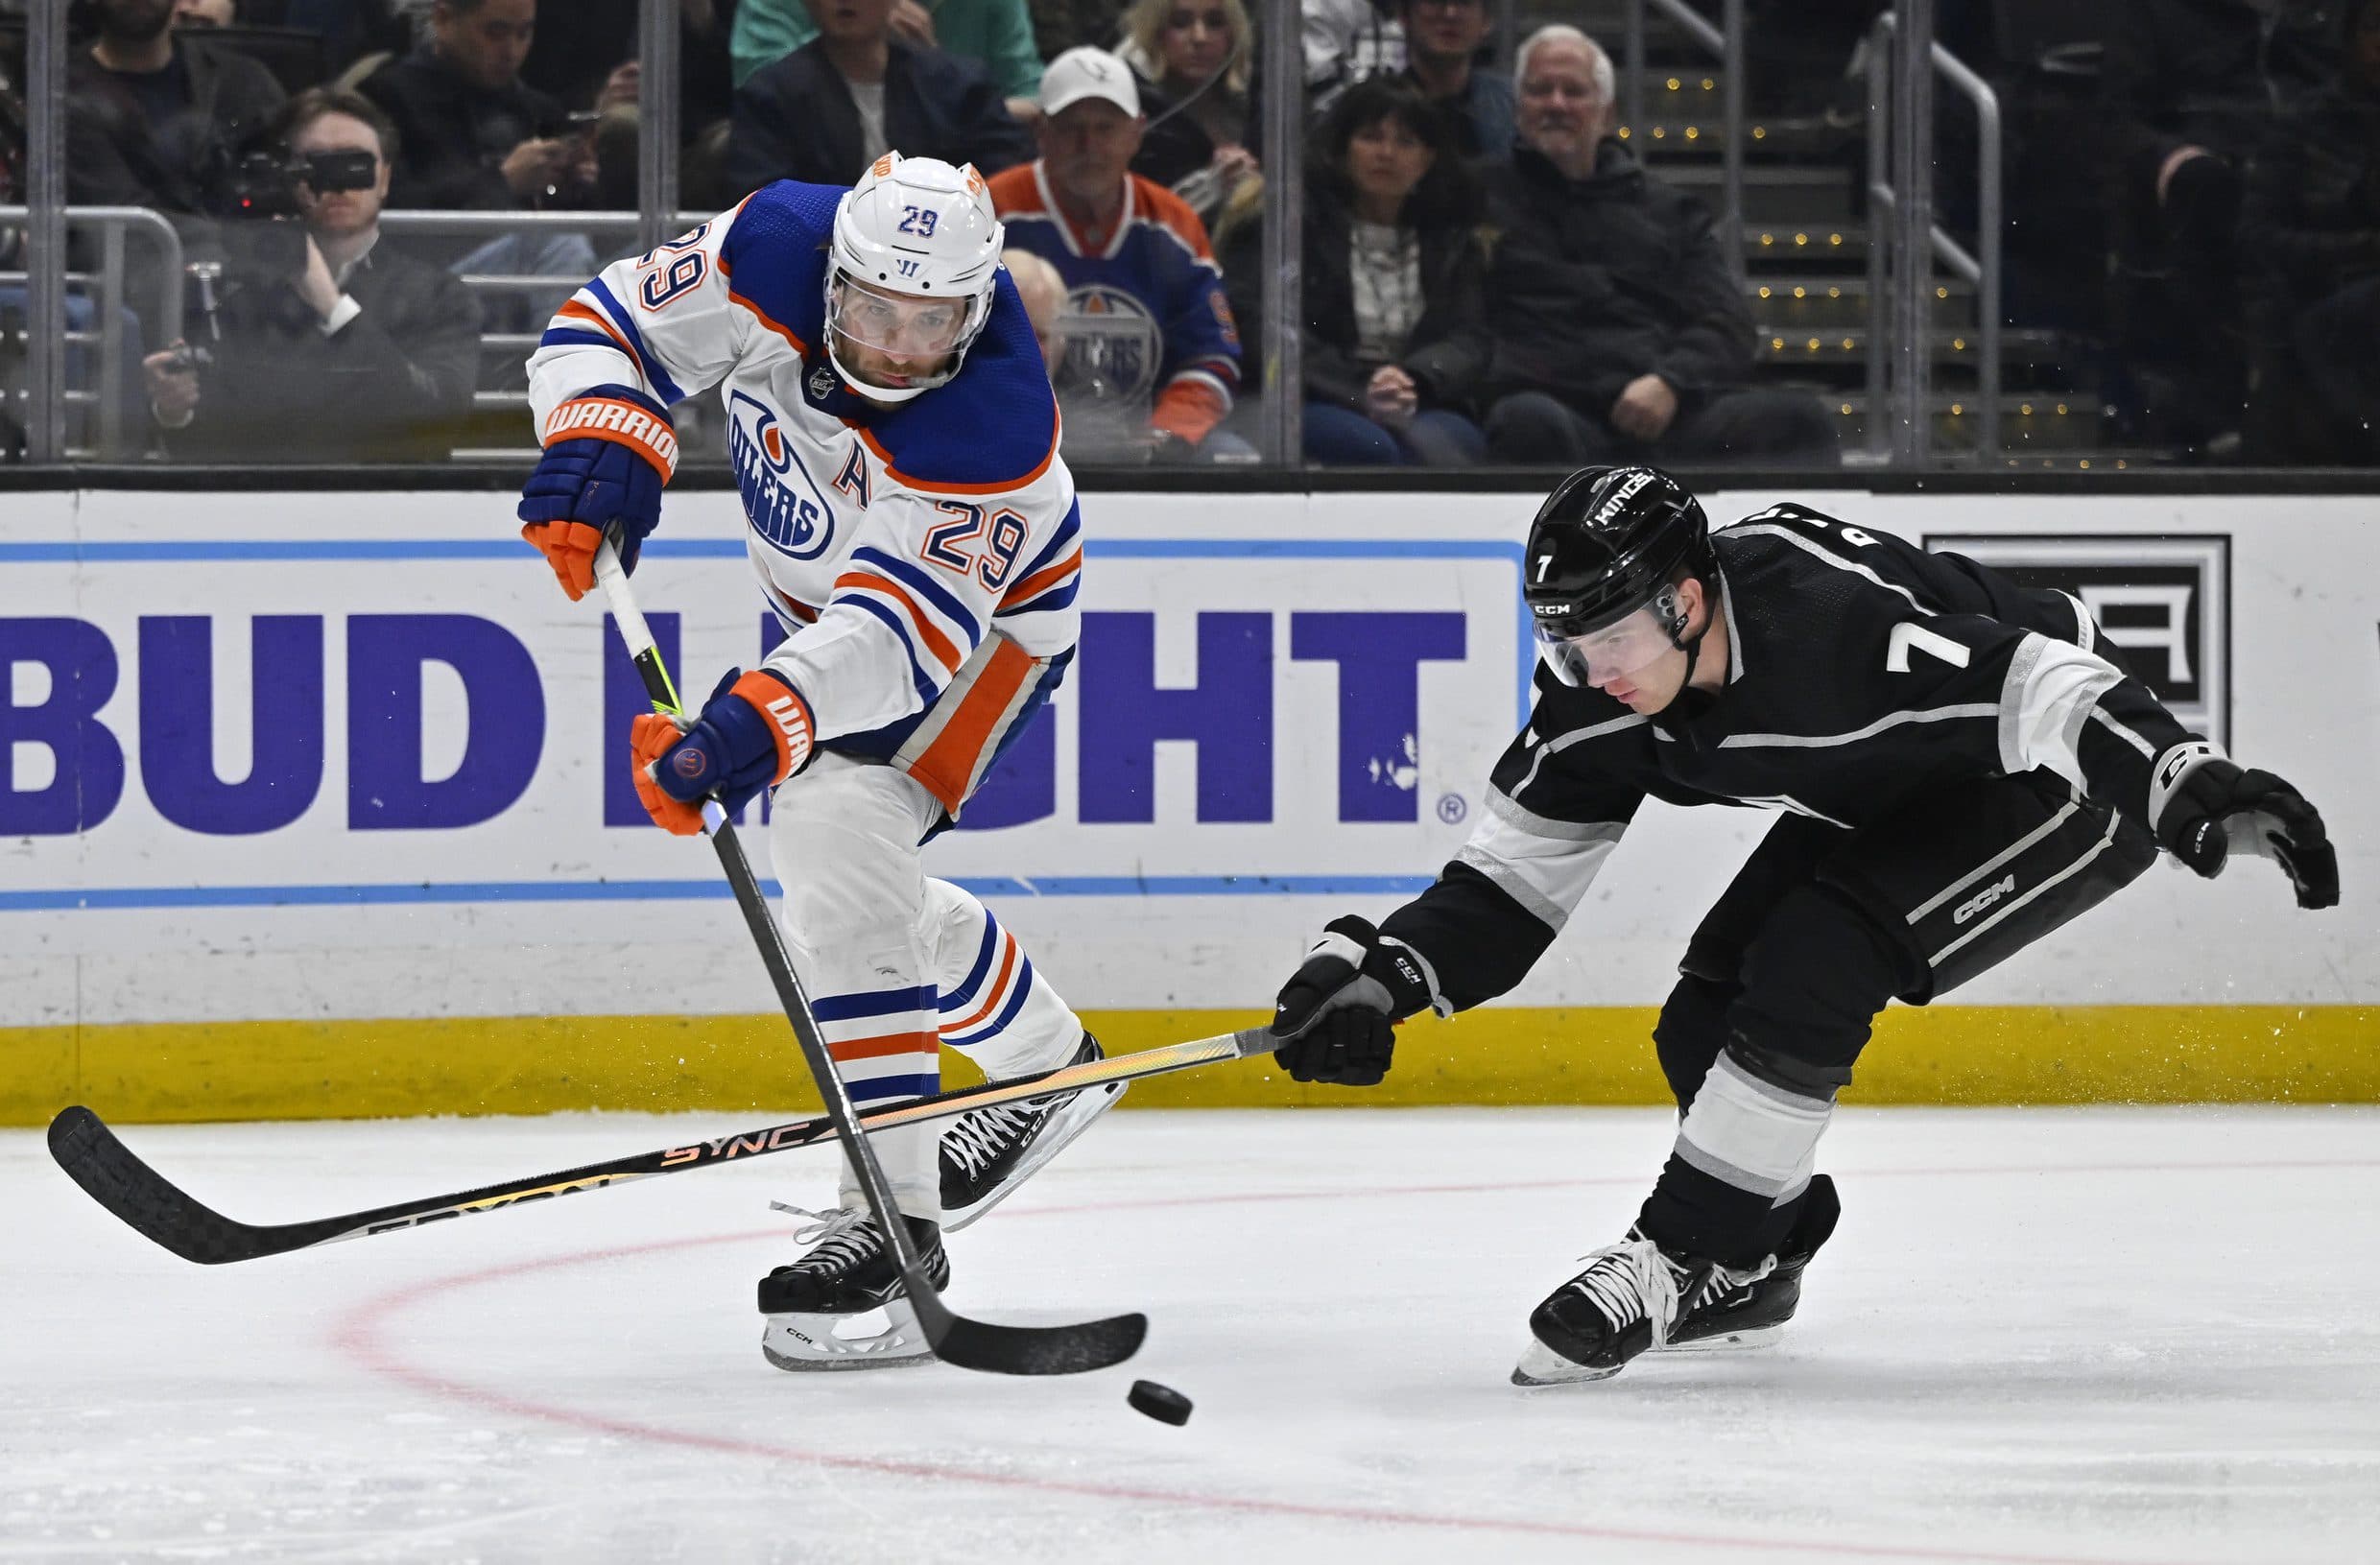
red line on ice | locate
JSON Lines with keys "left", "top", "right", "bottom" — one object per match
{"left": 322, "top": 1159, "right": 2321, "bottom": 1565}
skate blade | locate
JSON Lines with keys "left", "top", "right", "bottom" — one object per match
{"left": 941, "top": 1078, "right": 1128, "bottom": 1233}
{"left": 1510, "top": 1337, "right": 1626, "bottom": 1387}
{"left": 1653, "top": 1321, "right": 1787, "bottom": 1354}
{"left": 761, "top": 1299, "right": 937, "bottom": 1371}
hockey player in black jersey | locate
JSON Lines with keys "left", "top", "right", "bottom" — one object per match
{"left": 1267, "top": 465, "right": 2340, "bottom": 1387}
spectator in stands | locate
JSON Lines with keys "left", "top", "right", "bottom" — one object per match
{"left": 1003, "top": 245, "right": 1071, "bottom": 374}
{"left": 1475, "top": 27, "right": 1838, "bottom": 466}
{"left": 1219, "top": 79, "right": 1488, "bottom": 464}
{"left": 173, "top": 0, "right": 237, "bottom": 28}
{"left": 1392, "top": 0, "right": 1511, "bottom": 157}
{"left": 136, "top": 89, "right": 483, "bottom": 462}
{"left": 64, "top": 0, "right": 285, "bottom": 215}
{"left": 359, "top": 0, "right": 590, "bottom": 214}
{"left": 730, "top": 0, "right": 1042, "bottom": 126}
{"left": 2239, "top": 0, "right": 2380, "bottom": 463}
{"left": 2101, "top": 0, "right": 2340, "bottom": 454}
{"left": 991, "top": 46, "right": 1246, "bottom": 461}
{"left": 359, "top": 0, "right": 596, "bottom": 330}
{"left": 724, "top": 0, "right": 1032, "bottom": 194}
{"left": 1114, "top": 0, "right": 1253, "bottom": 223}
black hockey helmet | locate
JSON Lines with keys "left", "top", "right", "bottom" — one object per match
{"left": 1522, "top": 465, "right": 1716, "bottom": 639}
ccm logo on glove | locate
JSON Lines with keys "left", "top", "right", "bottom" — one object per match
{"left": 2146, "top": 741, "right": 2339, "bottom": 910}
{"left": 1267, "top": 914, "right": 1446, "bottom": 1086}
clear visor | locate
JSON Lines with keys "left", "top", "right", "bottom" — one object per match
{"left": 827, "top": 275, "right": 971, "bottom": 375}
{"left": 1535, "top": 597, "right": 1681, "bottom": 688}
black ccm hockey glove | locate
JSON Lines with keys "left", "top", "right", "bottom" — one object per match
{"left": 2150, "top": 743, "right": 2340, "bottom": 910}
{"left": 1269, "top": 916, "right": 1444, "bottom": 1086}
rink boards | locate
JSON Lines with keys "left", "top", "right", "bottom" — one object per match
{"left": 3, "top": 487, "right": 2374, "bottom": 1122}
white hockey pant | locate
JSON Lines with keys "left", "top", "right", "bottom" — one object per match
{"left": 767, "top": 752, "right": 1083, "bottom": 1222}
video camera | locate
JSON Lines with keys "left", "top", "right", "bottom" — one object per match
{"left": 212, "top": 148, "right": 378, "bottom": 221}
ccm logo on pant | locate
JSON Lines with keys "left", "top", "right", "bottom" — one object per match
{"left": 1953, "top": 873, "right": 2018, "bottom": 925}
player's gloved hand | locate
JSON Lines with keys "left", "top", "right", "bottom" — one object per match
{"left": 1268, "top": 915, "right": 1440, "bottom": 1086}
{"left": 517, "top": 385, "right": 678, "bottom": 601}
{"left": 2150, "top": 744, "right": 2339, "bottom": 909}
{"left": 630, "top": 668, "right": 815, "bottom": 836}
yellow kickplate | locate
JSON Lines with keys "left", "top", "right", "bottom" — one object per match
{"left": 4, "top": 1007, "right": 2373, "bottom": 1126}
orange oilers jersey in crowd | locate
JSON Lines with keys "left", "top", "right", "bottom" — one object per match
{"left": 988, "top": 163, "right": 1242, "bottom": 445}
{"left": 526, "top": 178, "right": 1083, "bottom": 817}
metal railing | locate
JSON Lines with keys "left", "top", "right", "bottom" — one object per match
{"left": 1620, "top": 0, "right": 1746, "bottom": 280}
{"left": 1, "top": 205, "right": 187, "bottom": 459}
{"left": 1865, "top": 11, "right": 2004, "bottom": 464}
{"left": 371, "top": 209, "right": 711, "bottom": 425}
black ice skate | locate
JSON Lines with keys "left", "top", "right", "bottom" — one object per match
{"left": 1660, "top": 1174, "right": 1841, "bottom": 1354}
{"left": 757, "top": 1203, "right": 948, "bottom": 1371}
{"left": 939, "top": 1033, "right": 1125, "bottom": 1231}
{"left": 1511, "top": 1229, "right": 1773, "bottom": 1387}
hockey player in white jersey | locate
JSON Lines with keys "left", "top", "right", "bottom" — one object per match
{"left": 515, "top": 154, "right": 1121, "bottom": 1370}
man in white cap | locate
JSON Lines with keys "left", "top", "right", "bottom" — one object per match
{"left": 988, "top": 45, "right": 1248, "bottom": 462}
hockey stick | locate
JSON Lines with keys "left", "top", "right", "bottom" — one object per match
{"left": 591, "top": 539, "right": 1143, "bottom": 1375}
{"left": 44, "top": 1022, "right": 1274, "bottom": 1265}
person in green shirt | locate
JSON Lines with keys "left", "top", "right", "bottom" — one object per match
{"left": 732, "top": 0, "right": 1046, "bottom": 118}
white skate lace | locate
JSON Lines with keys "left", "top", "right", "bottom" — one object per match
{"left": 769, "top": 1202, "right": 879, "bottom": 1270}
{"left": 1561, "top": 1240, "right": 1687, "bottom": 1346}
{"left": 943, "top": 1101, "right": 1041, "bottom": 1178}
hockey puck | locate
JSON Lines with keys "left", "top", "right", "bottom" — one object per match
{"left": 1127, "top": 1379, "right": 1193, "bottom": 1426}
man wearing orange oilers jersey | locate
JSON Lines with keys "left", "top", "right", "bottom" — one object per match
{"left": 515, "top": 152, "right": 1122, "bottom": 1370}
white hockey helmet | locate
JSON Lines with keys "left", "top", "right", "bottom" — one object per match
{"left": 825, "top": 152, "right": 1006, "bottom": 402}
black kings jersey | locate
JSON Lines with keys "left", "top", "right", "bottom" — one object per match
{"left": 1385, "top": 503, "right": 2202, "bottom": 1013}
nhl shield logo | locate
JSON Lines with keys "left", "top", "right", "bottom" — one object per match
{"left": 809, "top": 365, "right": 839, "bottom": 400}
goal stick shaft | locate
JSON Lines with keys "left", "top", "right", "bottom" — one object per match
{"left": 46, "top": 1024, "right": 1273, "bottom": 1263}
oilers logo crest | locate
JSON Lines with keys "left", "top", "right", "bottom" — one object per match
{"left": 728, "top": 391, "right": 838, "bottom": 560}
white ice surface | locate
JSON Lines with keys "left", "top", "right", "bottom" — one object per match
{"left": 6, "top": 1106, "right": 2378, "bottom": 1564}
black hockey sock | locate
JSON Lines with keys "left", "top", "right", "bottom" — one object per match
{"left": 1636, "top": 1153, "right": 1799, "bottom": 1270}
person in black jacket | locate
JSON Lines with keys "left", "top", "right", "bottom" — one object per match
{"left": 1220, "top": 78, "right": 1488, "bottom": 464}
{"left": 2100, "top": 0, "right": 2341, "bottom": 452}
{"left": 65, "top": 0, "right": 287, "bottom": 216}
{"left": 1476, "top": 28, "right": 1837, "bottom": 467}
{"left": 723, "top": 0, "right": 1031, "bottom": 195}
{"left": 1265, "top": 466, "right": 2336, "bottom": 1387}
{"left": 358, "top": 0, "right": 593, "bottom": 214}
{"left": 359, "top": 0, "right": 599, "bottom": 327}
{"left": 2238, "top": 0, "right": 2380, "bottom": 462}
{"left": 137, "top": 89, "right": 484, "bottom": 462}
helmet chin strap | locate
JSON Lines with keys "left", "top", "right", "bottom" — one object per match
{"left": 1655, "top": 581, "right": 1714, "bottom": 703}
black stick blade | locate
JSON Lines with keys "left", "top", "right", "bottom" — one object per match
{"left": 46, "top": 1106, "right": 306, "bottom": 1265}
{"left": 911, "top": 1286, "right": 1148, "bottom": 1375}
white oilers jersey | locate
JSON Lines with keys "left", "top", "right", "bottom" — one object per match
{"left": 527, "top": 179, "right": 1083, "bottom": 815}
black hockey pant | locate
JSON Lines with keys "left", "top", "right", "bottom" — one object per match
{"left": 1637, "top": 772, "right": 2158, "bottom": 1269}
